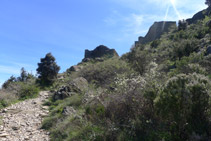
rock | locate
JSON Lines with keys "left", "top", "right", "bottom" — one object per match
{"left": 11, "top": 124, "right": 19, "bottom": 130}
{"left": 82, "top": 45, "right": 119, "bottom": 62}
{"left": 68, "top": 65, "right": 83, "bottom": 72}
{"left": 24, "top": 137, "right": 30, "bottom": 140}
{"left": 53, "top": 77, "right": 88, "bottom": 101}
{"left": 2, "top": 109, "right": 7, "bottom": 113}
{"left": 42, "top": 106, "right": 49, "bottom": 110}
{"left": 32, "top": 101, "right": 37, "bottom": 104}
{"left": 62, "top": 106, "right": 76, "bottom": 116}
{"left": 82, "top": 58, "right": 91, "bottom": 62}
{"left": 72, "top": 77, "right": 88, "bottom": 91}
{"left": 135, "top": 21, "right": 176, "bottom": 45}
{"left": 0, "top": 133, "right": 9, "bottom": 137}
{"left": 95, "top": 57, "right": 104, "bottom": 62}
{"left": 205, "top": 46, "right": 211, "bottom": 56}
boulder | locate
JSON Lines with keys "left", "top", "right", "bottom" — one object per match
{"left": 72, "top": 77, "right": 88, "bottom": 91}
{"left": 68, "top": 65, "right": 83, "bottom": 72}
{"left": 82, "top": 45, "right": 119, "bottom": 62}
{"left": 53, "top": 77, "right": 88, "bottom": 101}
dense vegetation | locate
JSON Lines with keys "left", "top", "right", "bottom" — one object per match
{"left": 40, "top": 9, "right": 211, "bottom": 141}
{"left": 0, "top": 3, "right": 211, "bottom": 141}
{"left": 0, "top": 68, "right": 39, "bottom": 109}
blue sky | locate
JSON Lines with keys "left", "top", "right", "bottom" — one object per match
{"left": 0, "top": 0, "right": 207, "bottom": 86}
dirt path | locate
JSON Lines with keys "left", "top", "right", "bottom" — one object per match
{"left": 0, "top": 91, "right": 50, "bottom": 141}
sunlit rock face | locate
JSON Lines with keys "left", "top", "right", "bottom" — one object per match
{"left": 135, "top": 21, "right": 176, "bottom": 45}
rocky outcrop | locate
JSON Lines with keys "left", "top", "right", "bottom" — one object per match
{"left": 68, "top": 65, "right": 83, "bottom": 72}
{"left": 53, "top": 77, "right": 88, "bottom": 101}
{"left": 186, "top": 6, "right": 211, "bottom": 24}
{"left": 135, "top": 21, "right": 176, "bottom": 45}
{"left": 82, "top": 45, "right": 119, "bottom": 62}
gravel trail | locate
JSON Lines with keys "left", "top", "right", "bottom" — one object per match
{"left": 0, "top": 91, "right": 50, "bottom": 141}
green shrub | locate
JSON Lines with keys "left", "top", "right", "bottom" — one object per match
{"left": 0, "top": 100, "right": 7, "bottom": 109}
{"left": 19, "top": 84, "right": 39, "bottom": 100}
{"left": 155, "top": 73, "right": 211, "bottom": 140}
{"left": 80, "top": 58, "right": 132, "bottom": 87}
{"left": 151, "top": 39, "right": 161, "bottom": 48}
{"left": 42, "top": 114, "right": 61, "bottom": 130}
{"left": 125, "top": 47, "right": 151, "bottom": 75}
{"left": 171, "top": 39, "right": 199, "bottom": 60}
{"left": 168, "top": 54, "right": 206, "bottom": 76}
{"left": 0, "top": 90, "right": 18, "bottom": 109}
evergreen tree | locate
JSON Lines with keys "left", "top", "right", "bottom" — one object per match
{"left": 36, "top": 53, "right": 60, "bottom": 85}
{"left": 2, "top": 75, "right": 16, "bottom": 89}
{"left": 178, "top": 19, "right": 187, "bottom": 31}
{"left": 19, "top": 67, "right": 28, "bottom": 82}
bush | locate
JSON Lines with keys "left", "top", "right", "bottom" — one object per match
{"left": 168, "top": 54, "right": 205, "bottom": 76}
{"left": 151, "top": 39, "right": 161, "bottom": 48}
{"left": 0, "top": 90, "right": 18, "bottom": 109}
{"left": 2, "top": 75, "right": 16, "bottom": 89}
{"left": 178, "top": 20, "right": 187, "bottom": 31}
{"left": 155, "top": 73, "right": 211, "bottom": 140}
{"left": 171, "top": 39, "right": 199, "bottom": 60}
{"left": 19, "top": 84, "right": 40, "bottom": 100}
{"left": 125, "top": 47, "right": 151, "bottom": 75}
{"left": 80, "top": 58, "right": 132, "bottom": 87}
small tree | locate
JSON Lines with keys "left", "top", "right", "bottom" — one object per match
{"left": 36, "top": 53, "right": 60, "bottom": 85}
{"left": 178, "top": 19, "right": 187, "bottom": 31}
{"left": 2, "top": 75, "right": 16, "bottom": 89}
{"left": 19, "top": 67, "right": 28, "bottom": 82}
{"left": 205, "top": 0, "right": 211, "bottom": 6}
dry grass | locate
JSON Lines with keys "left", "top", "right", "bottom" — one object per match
{"left": 0, "top": 89, "right": 18, "bottom": 108}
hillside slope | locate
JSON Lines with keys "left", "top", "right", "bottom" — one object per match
{"left": 41, "top": 7, "right": 211, "bottom": 141}
{"left": 0, "top": 6, "right": 210, "bottom": 141}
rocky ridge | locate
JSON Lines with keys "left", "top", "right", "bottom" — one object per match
{"left": 82, "top": 45, "right": 119, "bottom": 62}
{"left": 135, "top": 21, "right": 176, "bottom": 45}
{"left": 0, "top": 91, "right": 50, "bottom": 141}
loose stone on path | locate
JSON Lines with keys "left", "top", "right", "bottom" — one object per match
{"left": 0, "top": 91, "right": 50, "bottom": 141}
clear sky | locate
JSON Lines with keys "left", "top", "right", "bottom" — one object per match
{"left": 0, "top": 0, "right": 207, "bottom": 86}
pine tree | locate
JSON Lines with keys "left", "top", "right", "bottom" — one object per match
{"left": 36, "top": 53, "right": 60, "bottom": 85}
{"left": 20, "top": 67, "right": 28, "bottom": 82}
